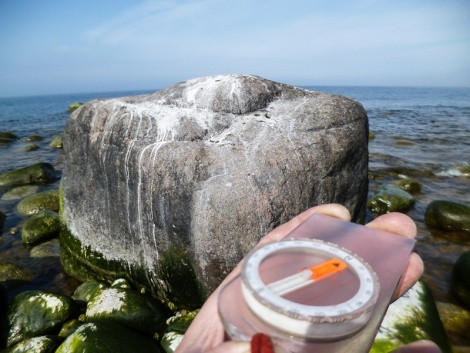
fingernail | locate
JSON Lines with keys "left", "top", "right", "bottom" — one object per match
{"left": 251, "top": 333, "right": 274, "bottom": 353}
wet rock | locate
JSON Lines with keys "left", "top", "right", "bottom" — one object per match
{"left": 374, "top": 281, "right": 451, "bottom": 353}
{"left": 436, "top": 302, "right": 470, "bottom": 346}
{"left": 55, "top": 322, "right": 161, "bottom": 353}
{"left": 457, "top": 165, "right": 470, "bottom": 178}
{"left": 0, "top": 163, "right": 56, "bottom": 187}
{"left": 86, "top": 287, "right": 171, "bottom": 335}
{"left": 30, "top": 239, "right": 60, "bottom": 258}
{"left": 6, "top": 290, "right": 75, "bottom": 347}
{"left": 165, "top": 310, "right": 199, "bottom": 334}
{"left": 22, "top": 144, "right": 39, "bottom": 152}
{"left": 161, "top": 332, "right": 183, "bottom": 353}
{"left": 367, "top": 184, "right": 415, "bottom": 214}
{"left": 392, "top": 179, "right": 422, "bottom": 194}
{"left": 58, "top": 319, "right": 82, "bottom": 339}
{"left": 0, "top": 262, "right": 33, "bottom": 290}
{"left": 394, "top": 139, "right": 415, "bottom": 146}
{"left": 17, "top": 190, "right": 59, "bottom": 216}
{"left": 110, "top": 278, "right": 132, "bottom": 289}
{"left": 49, "top": 135, "right": 63, "bottom": 149}
{"left": 451, "top": 251, "right": 470, "bottom": 308}
{"left": 1, "top": 185, "right": 39, "bottom": 201}
{"left": 61, "top": 74, "right": 369, "bottom": 306}
{"left": 21, "top": 210, "right": 60, "bottom": 246}
{"left": 0, "top": 132, "right": 18, "bottom": 142}
{"left": 22, "top": 135, "right": 43, "bottom": 142}
{"left": 67, "top": 102, "right": 83, "bottom": 112}
{"left": 425, "top": 200, "right": 470, "bottom": 234}
{"left": 1, "top": 336, "right": 58, "bottom": 353}
{"left": 73, "top": 280, "right": 107, "bottom": 303}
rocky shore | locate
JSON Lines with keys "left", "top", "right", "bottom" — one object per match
{"left": 0, "top": 79, "right": 469, "bottom": 353}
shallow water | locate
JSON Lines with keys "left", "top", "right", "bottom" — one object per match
{"left": 0, "top": 86, "right": 469, "bottom": 307}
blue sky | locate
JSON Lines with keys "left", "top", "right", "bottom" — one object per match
{"left": 0, "top": 0, "right": 469, "bottom": 97}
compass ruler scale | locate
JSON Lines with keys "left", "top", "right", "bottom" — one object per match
{"left": 218, "top": 214, "right": 415, "bottom": 353}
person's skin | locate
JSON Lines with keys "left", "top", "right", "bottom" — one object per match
{"left": 176, "top": 204, "right": 441, "bottom": 353}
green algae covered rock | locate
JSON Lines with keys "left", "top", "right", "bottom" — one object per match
{"left": 451, "top": 251, "right": 470, "bottom": 308}
{"left": 2, "top": 336, "right": 57, "bottom": 353}
{"left": 67, "top": 102, "right": 83, "bottom": 112}
{"left": 21, "top": 210, "right": 60, "bottom": 246}
{"left": 165, "top": 310, "right": 199, "bottom": 334}
{"left": 392, "top": 179, "right": 422, "bottom": 194}
{"left": 161, "top": 332, "right": 184, "bottom": 353}
{"left": 367, "top": 184, "right": 415, "bottom": 215}
{"left": 22, "top": 144, "right": 39, "bottom": 152}
{"left": 0, "top": 132, "right": 18, "bottom": 141}
{"left": 55, "top": 322, "right": 161, "bottom": 353}
{"left": 86, "top": 287, "right": 171, "bottom": 335}
{"left": 0, "top": 163, "right": 56, "bottom": 187}
{"left": 49, "top": 135, "right": 63, "bottom": 149}
{"left": 373, "top": 281, "right": 451, "bottom": 353}
{"left": 23, "top": 135, "right": 43, "bottom": 142}
{"left": 425, "top": 200, "right": 470, "bottom": 234}
{"left": 110, "top": 278, "right": 132, "bottom": 290}
{"left": 30, "top": 239, "right": 60, "bottom": 258}
{"left": 1, "top": 185, "right": 39, "bottom": 201}
{"left": 436, "top": 302, "right": 470, "bottom": 347}
{"left": 73, "top": 281, "right": 107, "bottom": 303}
{"left": 0, "top": 262, "right": 33, "bottom": 290}
{"left": 6, "top": 290, "right": 75, "bottom": 347}
{"left": 58, "top": 319, "right": 82, "bottom": 339}
{"left": 17, "top": 190, "right": 59, "bottom": 216}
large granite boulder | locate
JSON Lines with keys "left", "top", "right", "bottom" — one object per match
{"left": 61, "top": 74, "right": 369, "bottom": 308}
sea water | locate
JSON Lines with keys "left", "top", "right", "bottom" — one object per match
{"left": 0, "top": 86, "right": 469, "bottom": 302}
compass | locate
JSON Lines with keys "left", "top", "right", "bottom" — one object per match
{"left": 239, "top": 239, "right": 380, "bottom": 340}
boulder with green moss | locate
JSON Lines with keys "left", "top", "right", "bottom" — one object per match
{"left": 17, "top": 190, "right": 59, "bottom": 216}
{"left": 67, "top": 102, "right": 83, "bottom": 112}
{"left": 58, "top": 319, "right": 82, "bottom": 339}
{"left": 110, "top": 278, "right": 132, "bottom": 290}
{"left": 1, "top": 185, "right": 39, "bottom": 201}
{"left": 392, "top": 179, "right": 422, "bottom": 194}
{"left": 55, "top": 322, "right": 161, "bottom": 353}
{"left": 367, "top": 184, "right": 415, "bottom": 214}
{"left": 436, "top": 302, "right": 470, "bottom": 347}
{"left": 49, "top": 135, "right": 63, "bottom": 149}
{"left": 451, "top": 251, "right": 470, "bottom": 308}
{"left": 22, "top": 144, "right": 39, "bottom": 152}
{"left": 0, "top": 163, "right": 56, "bottom": 187}
{"left": 373, "top": 281, "right": 451, "bottom": 353}
{"left": 0, "top": 132, "right": 18, "bottom": 145}
{"left": 22, "top": 135, "right": 43, "bottom": 142}
{"left": 6, "top": 290, "right": 75, "bottom": 347}
{"left": 161, "top": 332, "right": 184, "bottom": 353}
{"left": 165, "top": 310, "right": 199, "bottom": 334}
{"left": 1, "top": 336, "right": 57, "bottom": 353}
{"left": 0, "top": 262, "right": 32, "bottom": 290}
{"left": 425, "top": 200, "right": 470, "bottom": 234}
{"left": 86, "top": 287, "right": 171, "bottom": 335}
{"left": 72, "top": 280, "right": 107, "bottom": 303}
{"left": 30, "top": 239, "right": 60, "bottom": 258}
{"left": 21, "top": 210, "right": 60, "bottom": 246}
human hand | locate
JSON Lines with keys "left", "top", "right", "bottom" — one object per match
{"left": 175, "top": 204, "right": 440, "bottom": 353}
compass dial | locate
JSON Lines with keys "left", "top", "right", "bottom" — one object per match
{"left": 241, "top": 239, "right": 380, "bottom": 339}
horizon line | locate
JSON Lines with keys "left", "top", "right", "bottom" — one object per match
{"left": 1, "top": 83, "right": 470, "bottom": 100}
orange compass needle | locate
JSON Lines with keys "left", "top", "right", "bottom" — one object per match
{"left": 267, "top": 258, "right": 347, "bottom": 296}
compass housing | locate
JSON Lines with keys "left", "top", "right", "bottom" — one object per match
{"left": 240, "top": 239, "right": 380, "bottom": 339}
